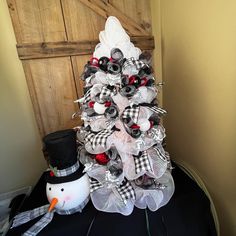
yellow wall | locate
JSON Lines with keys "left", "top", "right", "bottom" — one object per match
{"left": 151, "top": 0, "right": 163, "bottom": 105}
{"left": 0, "top": 1, "right": 46, "bottom": 193}
{"left": 1, "top": 0, "right": 235, "bottom": 234}
{"left": 151, "top": 0, "right": 236, "bottom": 235}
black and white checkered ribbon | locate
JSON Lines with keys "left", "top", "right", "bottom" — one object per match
{"left": 146, "top": 106, "right": 167, "bottom": 116}
{"left": 22, "top": 211, "right": 54, "bottom": 236}
{"left": 116, "top": 178, "right": 136, "bottom": 204}
{"left": 85, "top": 129, "right": 114, "bottom": 150}
{"left": 90, "top": 178, "right": 135, "bottom": 205}
{"left": 11, "top": 197, "right": 89, "bottom": 236}
{"left": 121, "top": 106, "right": 140, "bottom": 124}
{"left": 83, "top": 89, "right": 91, "bottom": 103}
{"left": 122, "top": 57, "right": 147, "bottom": 71}
{"left": 153, "top": 146, "right": 169, "bottom": 162}
{"left": 49, "top": 161, "right": 80, "bottom": 177}
{"left": 134, "top": 151, "right": 152, "bottom": 174}
{"left": 99, "top": 86, "right": 117, "bottom": 101}
{"left": 89, "top": 177, "right": 103, "bottom": 193}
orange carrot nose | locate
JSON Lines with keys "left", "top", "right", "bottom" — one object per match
{"left": 48, "top": 198, "right": 58, "bottom": 212}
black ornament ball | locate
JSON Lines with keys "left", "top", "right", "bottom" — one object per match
{"left": 104, "top": 106, "right": 119, "bottom": 119}
{"left": 138, "top": 65, "right": 152, "bottom": 77}
{"left": 110, "top": 48, "right": 124, "bottom": 62}
{"left": 98, "top": 57, "right": 110, "bottom": 71}
{"left": 146, "top": 78, "right": 155, "bottom": 86}
{"left": 121, "top": 75, "right": 129, "bottom": 86}
{"left": 109, "top": 165, "right": 123, "bottom": 177}
{"left": 107, "top": 62, "right": 121, "bottom": 75}
{"left": 130, "top": 128, "right": 142, "bottom": 138}
{"left": 120, "top": 85, "right": 136, "bottom": 97}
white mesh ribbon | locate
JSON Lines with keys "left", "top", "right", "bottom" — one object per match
{"left": 134, "top": 171, "right": 175, "bottom": 211}
{"left": 89, "top": 177, "right": 135, "bottom": 215}
{"left": 153, "top": 145, "right": 170, "bottom": 162}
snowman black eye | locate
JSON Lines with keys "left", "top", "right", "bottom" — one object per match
{"left": 61, "top": 188, "right": 64, "bottom": 192}
{"left": 49, "top": 187, "right": 51, "bottom": 191}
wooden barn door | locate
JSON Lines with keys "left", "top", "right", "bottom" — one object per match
{"left": 7, "top": 0, "right": 154, "bottom": 137}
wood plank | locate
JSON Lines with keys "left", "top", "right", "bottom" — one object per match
{"left": 71, "top": 55, "right": 90, "bottom": 99}
{"left": 110, "top": 0, "right": 152, "bottom": 34}
{"left": 22, "top": 60, "right": 46, "bottom": 136}
{"left": 60, "top": 0, "right": 106, "bottom": 118}
{"left": 78, "top": 0, "right": 149, "bottom": 36}
{"left": 7, "top": 0, "right": 67, "bottom": 43}
{"left": 7, "top": 0, "right": 83, "bottom": 136}
{"left": 17, "top": 36, "right": 154, "bottom": 60}
{"left": 61, "top": 0, "right": 105, "bottom": 41}
{"left": 22, "top": 57, "right": 81, "bottom": 136}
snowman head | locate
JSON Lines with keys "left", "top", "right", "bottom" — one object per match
{"left": 46, "top": 174, "right": 90, "bottom": 211}
{"left": 43, "top": 129, "right": 90, "bottom": 212}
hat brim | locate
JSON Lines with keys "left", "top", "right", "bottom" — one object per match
{"left": 45, "top": 164, "right": 85, "bottom": 184}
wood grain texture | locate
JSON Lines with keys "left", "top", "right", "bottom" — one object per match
{"left": 7, "top": 0, "right": 67, "bottom": 43}
{"left": 71, "top": 55, "right": 89, "bottom": 99}
{"left": 7, "top": 0, "right": 79, "bottom": 136}
{"left": 110, "top": 0, "right": 152, "bottom": 34}
{"left": 17, "top": 36, "right": 154, "bottom": 59}
{"left": 61, "top": 0, "right": 106, "bottom": 104}
{"left": 22, "top": 58, "right": 81, "bottom": 136}
{"left": 62, "top": 0, "right": 105, "bottom": 41}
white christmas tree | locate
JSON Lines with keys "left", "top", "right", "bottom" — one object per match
{"left": 76, "top": 16, "right": 174, "bottom": 215}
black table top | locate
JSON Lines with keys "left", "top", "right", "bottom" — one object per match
{"left": 7, "top": 163, "right": 216, "bottom": 236}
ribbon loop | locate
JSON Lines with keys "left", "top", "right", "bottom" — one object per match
{"left": 121, "top": 105, "right": 140, "bottom": 125}
{"left": 134, "top": 151, "right": 152, "bottom": 174}
{"left": 89, "top": 177, "right": 104, "bottom": 193}
{"left": 116, "top": 178, "right": 136, "bottom": 204}
{"left": 85, "top": 129, "right": 114, "bottom": 150}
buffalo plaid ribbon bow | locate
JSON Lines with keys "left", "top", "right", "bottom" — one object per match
{"left": 85, "top": 129, "right": 114, "bottom": 150}
{"left": 122, "top": 57, "right": 147, "bottom": 71}
{"left": 121, "top": 105, "right": 140, "bottom": 124}
{"left": 99, "top": 85, "right": 117, "bottom": 101}
{"left": 133, "top": 150, "right": 152, "bottom": 174}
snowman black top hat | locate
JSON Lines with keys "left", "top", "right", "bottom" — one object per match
{"left": 43, "top": 129, "right": 84, "bottom": 184}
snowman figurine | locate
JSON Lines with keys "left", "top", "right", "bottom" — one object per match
{"left": 44, "top": 129, "right": 90, "bottom": 212}
{"left": 11, "top": 129, "right": 90, "bottom": 236}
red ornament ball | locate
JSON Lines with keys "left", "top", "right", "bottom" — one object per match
{"left": 88, "top": 101, "right": 95, "bottom": 108}
{"left": 104, "top": 101, "right": 112, "bottom": 107}
{"left": 50, "top": 171, "right": 54, "bottom": 177}
{"left": 95, "top": 153, "right": 110, "bottom": 165}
